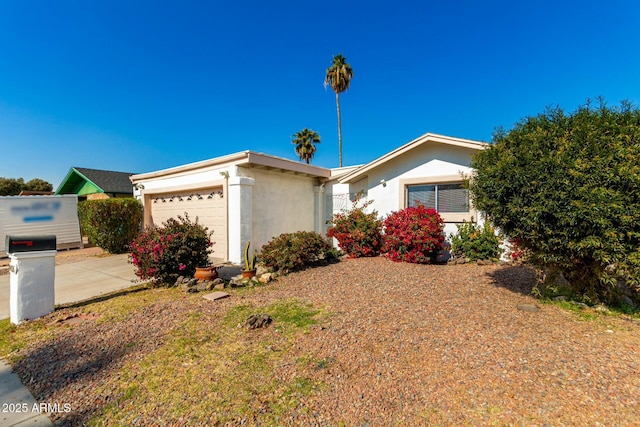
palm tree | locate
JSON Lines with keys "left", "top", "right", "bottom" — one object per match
{"left": 292, "top": 128, "right": 321, "bottom": 164}
{"left": 324, "top": 53, "right": 354, "bottom": 167}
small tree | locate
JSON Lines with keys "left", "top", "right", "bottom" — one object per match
{"left": 327, "top": 194, "right": 383, "bottom": 257}
{"left": 0, "top": 177, "right": 25, "bottom": 196}
{"left": 24, "top": 178, "right": 53, "bottom": 192}
{"left": 469, "top": 99, "right": 640, "bottom": 303}
{"left": 0, "top": 177, "right": 53, "bottom": 195}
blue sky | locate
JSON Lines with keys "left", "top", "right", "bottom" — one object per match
{"left": 1, "top": 1, "right": 639, "bottom": 189}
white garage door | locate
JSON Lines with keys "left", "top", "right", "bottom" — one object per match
{"left": 149, "top": 187, "right": 227, "bottom": 260}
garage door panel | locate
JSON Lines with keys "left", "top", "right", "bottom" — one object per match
{"left": 149, "top": 188, "right": 226, "bottom": 260}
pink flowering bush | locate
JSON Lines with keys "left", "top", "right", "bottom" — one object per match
{"left": 129, "top": 214, "right": 213, "bottom": 285}
{"left": 383, "top": 205, "right": 445, "bottom": 264}
{"left": 327, "top": 195, "right": 384, "bottom": 258}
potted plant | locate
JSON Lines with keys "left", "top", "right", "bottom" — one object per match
{"left": 242, "top": 241, "right": 257, "bottom": 278}
{"left": 194, "top": 265, "right": 218, "bottom": 282}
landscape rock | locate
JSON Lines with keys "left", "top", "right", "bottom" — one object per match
{"left": 517, "top": 304, "right": 540, "bottom": 312}
{"left": 259, "top": 273, "right": 273, "bottom": 284}
{"left": 202, "top": 291, "right": 230, "bottom": 301}
{"left": 436, "top": 250, "right": 451, "bottom": 263}
{"left": 188, "top": 278, "right": 199, "bottom": 287}
{"left": 594, "top": 305, "right": 609, "bottom": 313}
{"left": 553, "top": 296, "right": 568, "bottom": 302}
{"left": 214, "top": 283, "right": 226, "bottom": 291}
{"left": 245, "top": 313, "right": 273, "bottom": 329}
{"left": 622, "top": 295, "right": 635, "bottom": 307}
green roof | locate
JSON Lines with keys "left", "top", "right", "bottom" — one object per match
{"left": 55, "top": 167, "right": 136, "bottom": 196}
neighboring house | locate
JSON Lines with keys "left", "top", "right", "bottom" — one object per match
{"left": 130, "top": 132, "right": 487, "bottom": 264}
{"left": 55, "top": 167, "right": 137, "bottom": 200}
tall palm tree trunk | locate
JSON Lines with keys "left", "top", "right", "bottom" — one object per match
{"left": 335, "top": 92, "right": 343, "bottom": 167}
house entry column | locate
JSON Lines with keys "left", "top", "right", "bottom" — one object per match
{"left": 227, "top": 177, "right": 254, "bottom": 265}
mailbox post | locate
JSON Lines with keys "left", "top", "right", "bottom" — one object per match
{"left": 6, "top": 235, "right": 57, "bottom": 325}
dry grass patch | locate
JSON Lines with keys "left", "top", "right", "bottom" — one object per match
{"left": 89, "top": 298, "right": 327, "bottom": 426}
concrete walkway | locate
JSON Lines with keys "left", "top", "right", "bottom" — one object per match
{"left": 0, "top": 253, "right": 138, "bottom": 426}
{"left": 0, "top": 254, "right": 138, "bottom": 320}
{"left": 0, "top": 359, "right": 53, "bottom": 426}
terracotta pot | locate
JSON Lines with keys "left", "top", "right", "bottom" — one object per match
{"left": 194, "top": 266, "right": 218, "bottom": 282}
{"left": 241, "top": 269, "right": 256, "bottom": 279}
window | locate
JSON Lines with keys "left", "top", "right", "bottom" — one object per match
{"left": 407, "top": 183, "right": 469, "bottom": 213}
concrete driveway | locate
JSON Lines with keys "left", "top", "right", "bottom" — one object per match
{"left": 0, "top": 254, "right": 139, "bottom": 320}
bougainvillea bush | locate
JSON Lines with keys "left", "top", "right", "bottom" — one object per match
{"left": 327, "top": 195, "right": 384, "bottom": 258}
{"left": 130, "top": 214, "right": 213, "bottom": 285}
{"left": 260, "top": 231, "right": 339, "bottom": 273}
{"left": 383, "top": 205, "right": 445, "bottom": 264}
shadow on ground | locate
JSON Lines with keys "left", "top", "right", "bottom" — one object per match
{"left": 486, "top": 264, "right": 537, "bottom": 296}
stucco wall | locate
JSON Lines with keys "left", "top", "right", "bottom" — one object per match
{"left": 245, "top": 167, "right": 318, "bottom": 253}
{"left": 331, "top": 143, "right": 480, "bottom": 239}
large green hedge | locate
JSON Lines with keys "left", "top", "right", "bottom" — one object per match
{"left": 469, "top": 99, "right": 640, "bottom": 304}
{"left": 78, "top": 198, "right": 143, "bottom": 254}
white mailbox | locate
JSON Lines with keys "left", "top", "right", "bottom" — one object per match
{"left": 6, "top": 235, "right": 57, "bottom": 325}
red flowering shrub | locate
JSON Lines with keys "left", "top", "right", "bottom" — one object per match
{"left": 508, "top": 237, "right": 530, "bottom": 262}
{"left": 129, "top": 214, "right": 213, "bottom": 285}
{"left": 327, "top": 196, "right": 384, "bottom": 257}
{"left": 383, "top": 205, "right": 445, "bottom": 263}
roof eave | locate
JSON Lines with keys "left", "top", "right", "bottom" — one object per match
{"left": 130, "top": 151, "right": 251, "bottom": 182}
{"left": 339, "top": 133, "right": 488, "bottom": 184}
{"left": 131, "top": 151, "right": 331, "bottom": 182}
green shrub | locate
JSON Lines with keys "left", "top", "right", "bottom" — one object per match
{"left": 383, "top": 205, "right": 445, "bottom": 264}
{"left": 78, "top": 198, "right": 143, "bottom": 254}
{"left": 469, "top": 99, "right": 640, "bottom": 303}
{"left": 326, "top": 194, "right": 384, "bottom": 257}
{"left": 129, "top": 214, "right": 213, "bottom": 285}
{"left": 260, "top": 231, "right": 338, "bottom": 274}
{"left": 450, "top": 220, "right": 502, "bottom": 261}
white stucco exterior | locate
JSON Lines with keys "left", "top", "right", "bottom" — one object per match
{"left": 336, "top": 133, "right": 487, "bottom": 239}
{"left": 129, "top": 133, "right": 488, "bottom": 264}
{"left": 131, "top": 151, "right": 330, "bottom": 264}
{"left": 249, "top": 168, "right": 317, "bottom": 248}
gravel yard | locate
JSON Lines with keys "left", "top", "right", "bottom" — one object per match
{"left": 8, "top": 257, "right": 640, "bottom": 426}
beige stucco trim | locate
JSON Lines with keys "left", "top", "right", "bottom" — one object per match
{"left": 246, "top": 152, "right": 331, "bottom": 178}
{"left": 140, "top": 180, "right": 226, "bottom": 196}
{"left": 131, "top": 151, "right": 331, "bottom": 183}
{"left": 340, "top": 133, "right": 487, "bottom": 184}
{"left": 398, "top": 176, "right": 477, "bottom": 223}
{"left": 131, "top": 152, "right": 249, "bottom": 181}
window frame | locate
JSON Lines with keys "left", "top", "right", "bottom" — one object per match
{"left": 399, "top": 175, "right": 476, "bottom": 223}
